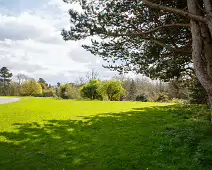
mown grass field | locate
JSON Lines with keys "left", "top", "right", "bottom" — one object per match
{"left": 0, "top": 98, "right": 212, "bottom": 169}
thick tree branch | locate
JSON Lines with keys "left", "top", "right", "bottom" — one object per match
{"left": 203, "top": 0, "right": 212, "bottom": 36}
{"left": 138, "top": 24, "right": 190, "bottom": 34}
{"left": 106, "top": 32, "right": 190, "bottom": 54}
{"left": 140, "top": 0, "right": 206, "bottom": 23}
{"left": 150, "top": 38, "right": 190, "bottom": 54}
{"left": 114, "top": 23, "right": 190, "bottom": 37}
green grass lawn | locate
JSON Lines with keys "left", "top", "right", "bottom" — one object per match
{"left": 0, "top": 98, "right": 212, "bottom": 169}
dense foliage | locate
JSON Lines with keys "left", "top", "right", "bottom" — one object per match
{"left": 189, "top": 78, "right": 208, "bottom": 104}
{"left": 42, "top": 88, "right": 56, "bottom": 97}
{"left": 58, "top": 84, "right": 80, "bottom": 99}
{"left": 99, "top": 80, "right": 126, "bottom": 101}
{"left": 21, "top": 80, "right": 42, "bottom": 96}
{"left": 0, "top": 67, "right": 13, "bottom": 95}
{"left": 62, "top": 0, "right": 212, "bottom": 107}
{"left": 62, "top": 0, "right": 191, "bottom": 80}
{"left": 0, "top": 66, "right": 208, "bottom": 104}
{"left": 80, "top": 80, "right": 102, "bottom": 100}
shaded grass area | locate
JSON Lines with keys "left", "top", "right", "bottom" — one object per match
{"left": 0, "top": 98, "right": 212, "bottom": 169}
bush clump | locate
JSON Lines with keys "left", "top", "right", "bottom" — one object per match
{"left": 42, "top": 89, "right": 55, "bottom": 97}
{"left": 156, "top": 93, "right": 169, "bottom": 102}
{"left": 58, "top": 84, "right": 80, "bottom": 99}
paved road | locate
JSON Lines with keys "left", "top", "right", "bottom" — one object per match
{"left": 0, "top": 98, "right": 20, "bottom": 105}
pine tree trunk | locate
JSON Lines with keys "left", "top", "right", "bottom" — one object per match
{"left": 187, "top": 0, "right": 212, "bottom": 109}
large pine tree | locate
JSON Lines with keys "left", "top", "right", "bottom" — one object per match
{"left": 62, "top": 0, "right": 212, "bottom": 107}
{"left": 0, "top": 67, "right": 13, "bottom": 95}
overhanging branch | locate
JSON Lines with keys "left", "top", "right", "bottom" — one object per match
{"left": 105, "top": 32, "right": 190, "bottom": 54}
{"left": 140, "top": 0, "right": 206, "bottom": 23}
{"left": 139, "top": 24, "right": 190, "bottom": 34}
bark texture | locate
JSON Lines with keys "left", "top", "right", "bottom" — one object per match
{"left": 187, "top": 0, "right": 212, "bottom": 107}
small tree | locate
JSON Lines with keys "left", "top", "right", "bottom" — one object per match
{"left": 21, "top": 80, "right": 42, "bottom": 96}
{"left": 80, "top": 80, "right": 102, "bottom": 100}
{"left": 58, "top": 84, "right": 80, "bottom": 99}
{"left": 99, "top": 80, "right": 126, "bottom": 101}
{"left": 0, "top": 67, "right": 13, "bottom": 96}
{"left": 58, "top": 84, "right": 71, "bottom": 99}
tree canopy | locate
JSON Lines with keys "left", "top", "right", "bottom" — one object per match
{"left": 80, "top": 80, "right": 102, "bottom": 100}
{"left": 62, "top": 0, "right": 212, "bottom": 107}
{"left": 62, "top": 0, "right": 191, "bottom": 80}
{"left": 58, "top": 84, "right": 80, "bottom": 99}
{"left": 38, "top": 78, "right": 48, "bottom": 90}
{"left": 0, "top": 67, "right": 13, "bottom": 95}
{"left": 21, "top": 80, "right": 42, "bottom": 96}
{"left": 99, "top": 80, "right": 126, "bottom": 101}
{"left": 0, "top": 67, "right": 13, "bottom": 84}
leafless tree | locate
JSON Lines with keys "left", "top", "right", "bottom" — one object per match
{"left": 16, "top": 74, "right": 29, "bottom": 85}
{"left": 85, "top": 69, "right": 99, "bottom": 82}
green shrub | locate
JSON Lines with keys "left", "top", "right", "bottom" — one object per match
{"left": 156, "top": 93, "right": 169, "bottom": 102}
{"left": 21, "top": 80, "right": 42, "bottom": 96}
{"left": 98, "top": 80, "right": 126, "bottom": 101}
{"left": 58, "top": 84, "right": 80, "bottom": 99}
{"left": 80, "top": 80, "right": 102, "bottom": 100}
{"left": 42, "top": 89, "right": 55, "bottom": 97}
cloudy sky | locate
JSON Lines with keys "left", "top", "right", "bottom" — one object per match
{"left": 0, "top": 0, "right": 119, "bottom": 84}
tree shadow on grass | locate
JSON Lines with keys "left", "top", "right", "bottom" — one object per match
{"left": 0, "top": 105, "right": 212, "bottom": 169}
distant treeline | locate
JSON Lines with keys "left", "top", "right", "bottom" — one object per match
{"left": 0, "top": 67, "right": 207, "bottom": 103}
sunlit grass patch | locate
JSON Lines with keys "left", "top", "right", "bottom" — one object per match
{"left": 0, "top": 98, "right": 211, "bottom": 169}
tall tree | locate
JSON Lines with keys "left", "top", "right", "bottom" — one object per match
{"left": 57, "top": 82, "right": 61, "bottom": 88}
{"left": 62, "top": 0, "right": 212, "bottom": 108}
{"left": 0, "top": 67, "right": 13, "bottom": 95}
{"left": 16, "top": 74, "right": 29, "bottom": 85}
{"left": 128, "top": 79, "right": 137, "bottom": 101}
{"left": 85, "top": 69, "right": 99, "bottom": 82}
{"left": 38, "top": 78, "right": 48, "bottom": 90}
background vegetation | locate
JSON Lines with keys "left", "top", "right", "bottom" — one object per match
{"left": 0, "top": 66, "right": 207, "bottom": 104}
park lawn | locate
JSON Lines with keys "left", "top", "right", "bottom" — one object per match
{"left": 0, "top": 98, "right": 212, "bottom": 169}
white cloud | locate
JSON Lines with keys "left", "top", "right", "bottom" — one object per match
{"left": 48, "top": 0, "right": 82, "bottom": 12}
{"left": 0, "top": 0, "right": 115, "bottom": 84}
{"left": 0, "top": 12, "right": 55, "bottom": 40}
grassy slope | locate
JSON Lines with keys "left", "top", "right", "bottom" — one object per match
{"left": 0, "top": 98, "right": 211, "bottom": 169}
